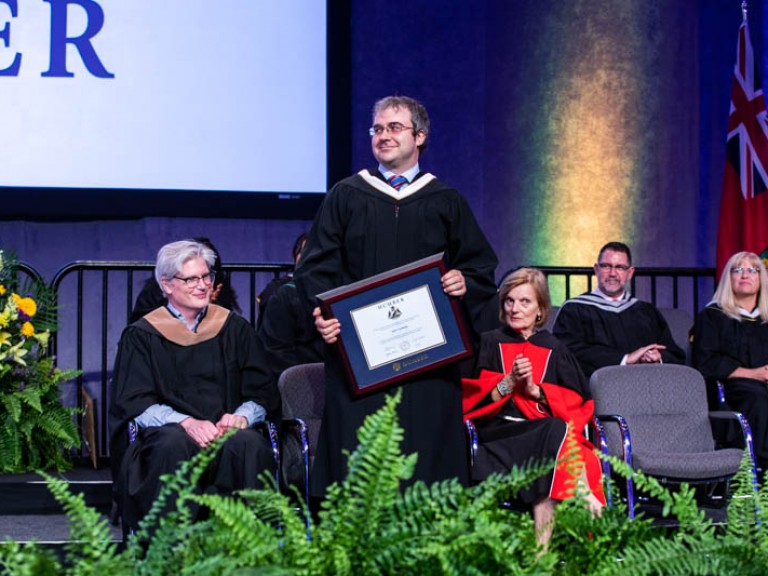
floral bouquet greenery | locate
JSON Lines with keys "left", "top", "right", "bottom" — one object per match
{"left": 0, "top": 251, "right": 81, "bottom": 473}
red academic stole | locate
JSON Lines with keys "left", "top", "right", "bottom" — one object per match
{"left": 461, "top": 340, "right": 606, "bottom": 505}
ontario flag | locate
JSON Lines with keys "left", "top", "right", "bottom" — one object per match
{"left": 717, "top": 14, "right": 768, "bottom": 277}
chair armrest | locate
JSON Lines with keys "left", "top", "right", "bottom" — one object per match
{"left": 281, "top": 418, "right": 310, "bottom": 458}
{"left": 254, "top": 420, "right": 281, "bottom": 487}
{"left": 279, "top": 418, "right": 311, "bottom": 492}
{"left": 709, "top": 410, "right": 757, "bottom": 459}
{"left": 716, "top": 380, "right": 726, "bottom": 408}
{"left": 593, "top": 413, "right": 633, "bottom": 515}
{"left": 465, "top": 419, "right": 479, "bottom": 469}
{"left": 592, "top": 413, "right": 633, "bottom": 469}
{"left": 708, "top": 410, "right": 740, "bottom": 422}
{"left": 709, "top": 410, "right": 760, "bottom": 494}
{"left": 128, "top": 420, "right": 139, "bottom": 444}
{"left": 709, "top": 410, "right": 749, "bottom": 449}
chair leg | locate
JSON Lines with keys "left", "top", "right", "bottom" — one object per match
{"left": 732, "top": 412, "right": 761, "bottom": 518}
{"left": 591, "top": 417, "right": 613, "bottom": 508}
{"left": 283, "top": 418, "right": 312, "bottom": 540}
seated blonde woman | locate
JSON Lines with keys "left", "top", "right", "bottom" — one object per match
{"left": 693, "top": 251, "right": 768, "bottom": 478}
{"left": 462, "top": 267, "right": 605, "bottom": 546}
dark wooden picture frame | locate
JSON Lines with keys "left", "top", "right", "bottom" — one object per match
{"left": 317, "top": 253, "right": 473, "bottom": 396}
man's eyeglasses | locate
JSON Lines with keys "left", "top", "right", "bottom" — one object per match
{"left": 731, "top": 267, "right": 760, "bottom": 275}
{"left": 368, "top": 122, "right": 415, "bottom": 137}
{"left": 597, "top": 263, "right": 631, "bottom": 273}
{"left": 173, "top": 272, "right": 216, "bottom": 288}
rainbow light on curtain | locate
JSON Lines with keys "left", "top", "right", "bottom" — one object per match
{"left": 521, "top": 1, "right": 660, "bottom": 270}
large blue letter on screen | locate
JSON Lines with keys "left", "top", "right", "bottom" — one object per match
{"left": 0, "top": 0, "right": 21, "bottom": 76}
{"left": 42, "top": 0, "right": 114, "bottom": 78}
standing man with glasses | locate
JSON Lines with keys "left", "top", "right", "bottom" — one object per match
{"left": 109, "top": 239, "right": 280, "bottom": 534}
{"left": 552, "top": 241, "right": 684, "bottom": 378}
{"left": 294, "top": 96, "right": 498, "bottom": 495}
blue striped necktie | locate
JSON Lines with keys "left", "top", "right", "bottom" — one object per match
{"left": 388, "top": 174, "right": 408, "bottom": 190}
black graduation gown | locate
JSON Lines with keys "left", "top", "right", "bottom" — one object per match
{"left": 108, "top": 306, "right": 281, "bottom": 528}
{"left": 464, "top": 328, "right": 601, "bottom": 504}
{"left": 692, "top": 304, "right": 768, "bottom": 466}
{"left": 257, "top": 275, "right": 293, "bottom": 328}
{"left": 256, "top": 280, "right": 325, "bottom": 383}
{"left": 293, "top": 169, "right": 498, "bottom": 494}
{"left": 552, "top": 293, "right": 685, "bottom": 377}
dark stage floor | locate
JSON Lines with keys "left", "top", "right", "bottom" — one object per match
{"left": 0, "top": 465, "right": 122, "bottom": 544}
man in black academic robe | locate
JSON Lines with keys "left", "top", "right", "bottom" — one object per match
{"left": 294, "top": 96, "right": 498, "bottom": 496}
{"left": 553, "top": 241, "right": 685, "bottom": 378}
{"left": 256, "top": 278, "right": 324, "bottom": 384}
{"left": 109, "top": 240, "right": 280, "bottom": 533}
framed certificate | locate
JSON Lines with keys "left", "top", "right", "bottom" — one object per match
{"left": 316, "top": 252, "right": 473, "bottom": 396}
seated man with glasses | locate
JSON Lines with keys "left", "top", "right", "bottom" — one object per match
{"left": 109, "top": 239, "right": 280, "bottom": 534}
{"left": 552, "top": 241, "right": 685, "bottom": 377}
{"left": 129, "top": 236, "right": 242, "bottom": 323}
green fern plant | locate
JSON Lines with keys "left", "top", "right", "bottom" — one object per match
{"left": 577, "top": 453, "right": 763, "bottom": 576}
{"left": 0, "top": 356, "right": 81, "bottom": 473}
{"left": 5, "top": 389, "right": 768, "bottom": 575}
{"left": 287, "top": 389, "right": 558, "bottom": 575}
{"left": 0, "top": 251, "right": 81, "bottom": 473}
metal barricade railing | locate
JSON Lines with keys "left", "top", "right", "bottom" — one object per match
{"left": 17, "top": 262, "right": 45, "bottom": 287}
{"left": 50, "top": 261, "right": 294, "bottom": 461}
{"left": 42, "top": 261, "right": 718, "bottom": 463}
{"left": 501, "top": 266, "right": 718, "bottom": 317}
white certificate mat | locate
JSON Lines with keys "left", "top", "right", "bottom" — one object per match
{"left": 350, "top": 285, "right": 446, "bottom": 370}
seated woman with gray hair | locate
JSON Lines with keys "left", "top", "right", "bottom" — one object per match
{"left": 462, "top": 267, "right": 604, "bottom": 547}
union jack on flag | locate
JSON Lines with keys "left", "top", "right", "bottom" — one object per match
{"left": 717, "top": 14, "right": 768, "bottom": 276}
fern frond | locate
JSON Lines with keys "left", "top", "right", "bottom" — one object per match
{"left": 183, "top": 492, "right": 282, "bottom": 565}
{"left": 1, "top": 389, "right": 23, "bottom": 423}
{"left": 365, "top": 461, "right": 554, "bottom": 574}
{"left": 0, "top": 412, "right": 23, "bottom": 472}
{"left": 600, "top": 454, "right": 715, "bottom": 537}
{"left": 128, "top": 431, "right": 240, "bottom": 575}
{"left": 38, "top": 472, "right": 131, "bottom": 576}
{"left": 0, "top": 540, "right": 61, "bottom": 576}
{"left": 602, "top": 535, "right": 764, "bottom": 576}
{"left": 316, "top": 390, "right": 411, "bottom": 551}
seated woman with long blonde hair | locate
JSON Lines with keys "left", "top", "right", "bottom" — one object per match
{"left": 693, "top": 251, "right": 768, "bottom": 478}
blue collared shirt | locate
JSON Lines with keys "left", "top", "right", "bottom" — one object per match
{"left": 165, "top": 301, "right": 207, "bottom": 332}
{"left": 379, "top": 163, "right": 420, "bottom": 192}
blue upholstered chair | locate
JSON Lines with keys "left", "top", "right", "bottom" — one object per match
{"left": 590, "top": 364, "right": 758, "bottom": 519}
{"left": 277, "top": 362, "right": 326, "bottom": 537}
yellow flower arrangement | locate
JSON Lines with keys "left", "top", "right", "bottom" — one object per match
{"left": 21, "top": 321, "right": 35, "bottom": 337}
{"left": 0, "top": 250, "right": 81, "bottom": 473}
{"left": 0, "top": 290, "right": 47, "bottom": 366}
{"left": 12, "top": 293, "right": 37, "bottom": 318}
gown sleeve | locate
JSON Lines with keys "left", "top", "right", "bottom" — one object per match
{"left": 229, "top": 316, "right": 282, "bottom": 422}
{"left": 692, "top": 307, "right": 741, "bottom": 382}
{"left": 553, "top": 304, "right": 625, "bottom": 373}
{"left": 652, "top": 307, "right": 686, "bottom": 365}
{"left": 293, "top": 185, "right": 348, "bottom": 306}
{"left": 442, "top": 194, "right": 498, "bottom": 330}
